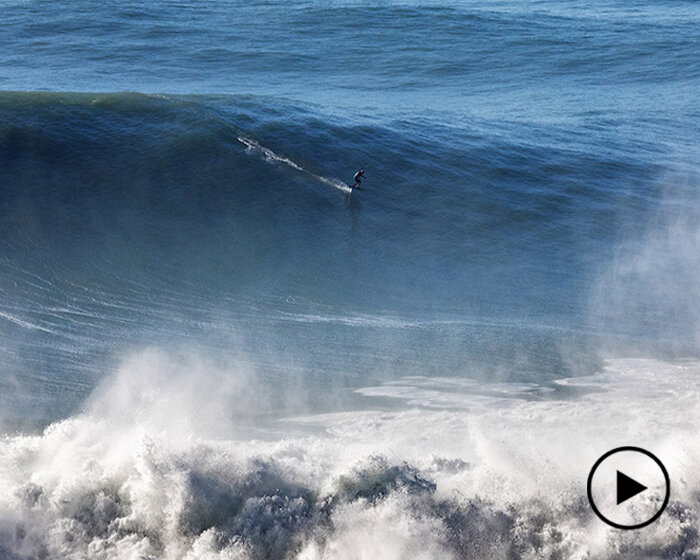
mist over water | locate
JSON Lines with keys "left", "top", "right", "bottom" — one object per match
{"left": 1, "top": 0, "right": 700, "bottom": 558}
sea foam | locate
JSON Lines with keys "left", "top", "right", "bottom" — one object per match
{"left": 0, "top": 351, "right": 697, "bottom": 559}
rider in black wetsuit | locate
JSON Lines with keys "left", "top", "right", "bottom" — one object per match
{"left": 352, "top": 169, "right": 365, "bottom": 189}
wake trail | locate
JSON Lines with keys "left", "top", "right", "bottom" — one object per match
{"left": 140, "top": 95, "right": 353, "bottom": 194}
{"left": 237, "top": 136, "right": 352, "bottom": 194}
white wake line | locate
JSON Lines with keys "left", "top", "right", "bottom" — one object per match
{"left": 144, "top": 96, "right": 351, "bottom": 194}
{"left": 237, "top": 136, "right": 352, "bottom": 194}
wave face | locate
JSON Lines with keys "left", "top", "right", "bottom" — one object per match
{"left": 1, "top": 90, "right": 698, "bottom": 409}
{"left": 1, "top": 0, "right": 700, "bottom": 558}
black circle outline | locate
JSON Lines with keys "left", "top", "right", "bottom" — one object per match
{"left": 587, "top": 446, "right": 670, "bottom": 530}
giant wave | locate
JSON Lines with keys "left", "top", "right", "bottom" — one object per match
{"left": 1, "top": 90, "right": 700, "bottom": 559}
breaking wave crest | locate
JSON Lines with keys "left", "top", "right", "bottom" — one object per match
{"left": 0, "top": 351, "right": 697, "bottom": 559}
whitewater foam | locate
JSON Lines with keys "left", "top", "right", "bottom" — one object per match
{"left": 0, "top": 351, "right": 697, "bottom": 559}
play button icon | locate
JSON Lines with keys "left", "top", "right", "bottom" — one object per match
{"left": 617, "top": 470, "right": 647, "bottom": 505}
{"left": 587, "top": 446, "right": 670, "bottom": 529}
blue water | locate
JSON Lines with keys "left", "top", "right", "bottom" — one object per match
{"left": 1, "top": 1, "right": 699, "bottom": 558}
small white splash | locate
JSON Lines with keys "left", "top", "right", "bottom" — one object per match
{"left": 237, "top": 135, "right": 303, "bottom": 171}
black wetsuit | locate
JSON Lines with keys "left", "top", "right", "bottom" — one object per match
{"left": 353, "top": 171, "right": 364, "bottom": 187}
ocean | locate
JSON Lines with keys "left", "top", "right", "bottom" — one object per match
{"left": 0, "top": 0, "right": 699, "bottom": 558}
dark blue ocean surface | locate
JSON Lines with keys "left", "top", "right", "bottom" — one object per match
{"left": 0, "top": 3, "right": 699, "bottom": 558}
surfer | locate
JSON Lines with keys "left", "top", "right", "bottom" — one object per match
{"left": 351, "top": 169, "right": 365, "bottom": 189}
